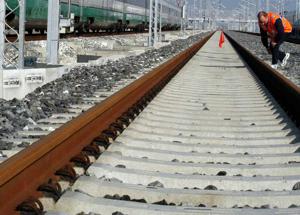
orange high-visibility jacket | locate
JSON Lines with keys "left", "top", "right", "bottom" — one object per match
{"left": 267, "top": 12, "right": 292, "bottom": 39}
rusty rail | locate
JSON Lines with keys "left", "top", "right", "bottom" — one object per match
{"left": 0, "top": 33, "right": 213, "bottom": 214}
{"left": 6, "top": 30, "right": 176, "bottom": 42}
{"left": 6, "top": 31, "right": 145, "bottom": 42}
{"left": 225, "top": 32, "right": 300, "bottom": 127}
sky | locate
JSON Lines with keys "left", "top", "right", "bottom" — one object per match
{"left": 221, "top": 0, "right": 294, "bottom": 11}
{"left": 186, "top": 0, "right": 297, "bottom": 19}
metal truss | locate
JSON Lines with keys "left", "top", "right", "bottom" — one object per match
{"left": 149, "top": 0, "right": 159, "bottom": 46}
{"left": 46, "top": 0, "right": 60, "bottom": 64}
{"left": 176, "top": 0, "right": 186, "bottom": 35}
{"left": 0, "top": 0, "right": 25, "bottom": 69}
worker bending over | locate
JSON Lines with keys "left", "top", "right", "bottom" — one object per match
{"left": 257, "top": 11, "right": 292, "bottom": 69}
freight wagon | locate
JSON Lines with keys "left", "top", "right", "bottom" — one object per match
{"left": 5, "top": 0, "right": 181, "bottom": 34}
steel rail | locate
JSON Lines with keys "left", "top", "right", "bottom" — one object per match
{"left": 0, "top": 32, "right": 213, "bottom": 215}
{"left": 226, "top": 32, "right": 300, "bottom": 127}
{"left": 5, "top": 30, "right": 177, "bottom": 42}
{"left": 5, "top": 31, "right": 143, "bottom": 42}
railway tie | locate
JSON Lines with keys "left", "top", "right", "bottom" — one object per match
{"left": 1, "top": 31, "right": 300, "bottom": 215}
{"left": 51, "top": 32, "right": 300, "bottom": 214}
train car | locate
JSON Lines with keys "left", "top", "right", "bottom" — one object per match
{"left": 6, "top": 0, "right": 49, "bottom": 34}
{"left": 5, "top": 0, "right": 181, "bottom": 34}
{"left": 161, "top": 0, "right": 181, "bottom": 30}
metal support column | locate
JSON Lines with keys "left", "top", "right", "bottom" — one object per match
{"left": 18, "top": 0, "right": 25, "bottom": 69}
{"left": 297, "top": 0, "right": 300, "bottom": 21}
{"left": 80, "top": 0, "right": 84, "bottom": 18}
{"left": 68, "top": 0, "right": 71, "bottom": 18}
{"left": 183, "top": 2, "right": 187, "bottom": 34}
{"left": 148, "top": 0, "right": 158, "bottom": 47}
{"left": 154, "top": 0, "right": 158, "bottom": 44}
{"left": 202, "top": 0, "right": 206, "bottom": 30}
{"left": 193, "top": 0, "right": 196, "bottom": 33}
{"left": 47, "top": 0, "right": 60, "bottom": 65}
{"left": 0, "top": 1, "right": 5, "bottom": 69}
{"left": 181, "top": 6, "right": 184, "bottom": 34}
{"left": 266, "top": 0, "right": 269, "bottom": 11}
{"left": 123, "top": 0, "right": 127, "bottom": 28}
{"left": 149, "top": 0, "right": 153, "bottom": 46}
{"left": 0, "top": 0, "right": 25, "bottom": 69}
{"left": 159, "top": 0, "right": 162, "bottom": 42}
{"left": 0, "top": 1, "right": 4, "bottom": 98}
{"left": 247, "top": 0, "right": 250, "bottom": 31}
{"left": 177, "top": 0, "right": 186, "bottom": 35}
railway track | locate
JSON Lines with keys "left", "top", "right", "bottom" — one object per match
{"left": 5, "top": 30, "right": 161, "bottom": 42}
{"left": 1, "top": 31, "right": 300, "bottom": 215}
{"left": 0, "top": 76, "right": 143, "bottom": 162}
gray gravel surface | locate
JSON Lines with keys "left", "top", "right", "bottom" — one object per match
{"left": 0, "top": 32, "right": 209, "bottom": 148}
{"left": 227, "top": 31, "right": 300, "bottom": 87}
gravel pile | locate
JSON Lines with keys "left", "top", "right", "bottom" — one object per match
{"left": 0, "top": 32, "right": 209, "bottom": 145}
{"left": 226, "top": 31, "right": 300, "bottom": 87}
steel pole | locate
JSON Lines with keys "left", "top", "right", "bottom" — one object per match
{"left": 266, "top": 0, "right": 269, "bottom": 11}
{"left": 198, "top": 0, "right": 201, "bottom": 30}
{"left": 68, "top": 0, "right": 71, "bottom": 18}
{"left": 80, "top": 0, "right": 84, "bottom": 19}
{"left": 149, "top": 0, "right": 153, "bottom": 46}
{"left": 183, "top": 2, "right": 186, "bottom": 33}
{"left": 181, "top": 6, "right": 184, "bottom": 34}
{"left": 159, "top": 0, "right": 162, "bottom": 42}
{"left": 148, "top": 0, "right": 156, "bottom": 46}
{"left": 46, "top": 0, "right": 60, "bottom": 64}
{"left": 297, "top": 0, "right": 298, "bottom": 21}
{"left": 0, "top": 0, "right": 4, "bottom": 98}
{"left": 193, "top": 0, "right": 196, "bottom": 33}
{"left": 18, "top": 0, "right": 26, "bottom": 69}
{"left": 248, "top": 0, "right": 250, "bottom": 31}
{"left": 154, "top": 0, "right": 158, "bottom": 45}
{"left": 297, "top": 0, "right": 300, "bottom": 21}
{"left": 0, "top": 0, "right": 5, "bottom": 69}
{"left": 202, "top": 0, "right": 206, "bottom": 30}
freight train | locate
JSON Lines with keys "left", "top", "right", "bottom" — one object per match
{"left": 6, "top": 0, "right": 182, "bottom": 34}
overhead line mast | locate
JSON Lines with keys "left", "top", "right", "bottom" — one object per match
{"left": 266, "top": 0, "right": 270, "bottom": 11}
{"left": 149, "top": 0, "right": 158, "bottom": 46}
{"left": 297, "top": 0, "right": 300, "bottom": 21}
{"left": 0, "top": 0, "right": 26, "bottom": 69}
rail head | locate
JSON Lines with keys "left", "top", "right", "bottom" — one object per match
{"left": 225, "top": 32, "right": 300, "bottom": 127}
{"left": 0, "top": 32, "right": 214, "bottom": 215}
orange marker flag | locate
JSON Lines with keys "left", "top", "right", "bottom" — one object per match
{"left": 219, "top": 31, "right": 225, "bottom": 48}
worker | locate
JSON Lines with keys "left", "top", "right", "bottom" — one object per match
{"left": 257, "top": 11, "right": 292, "bottom": 69}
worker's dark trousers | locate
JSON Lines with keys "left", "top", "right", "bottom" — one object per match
{"left": 270, "top": 33, "right": 289, "bottom": 65}
{"left": 270, "top": 42, "right": 286, "bottom": 65}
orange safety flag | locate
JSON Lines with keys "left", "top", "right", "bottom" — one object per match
{"left": 219, "top": 32, "right": 225, "bottom": 48}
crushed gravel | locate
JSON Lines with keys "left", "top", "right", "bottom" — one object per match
{"left": 0, "top": 32, "right": 210, "bottom": 148}
{"left": 226, "top": 31, "right": 300, "bottom": 87}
